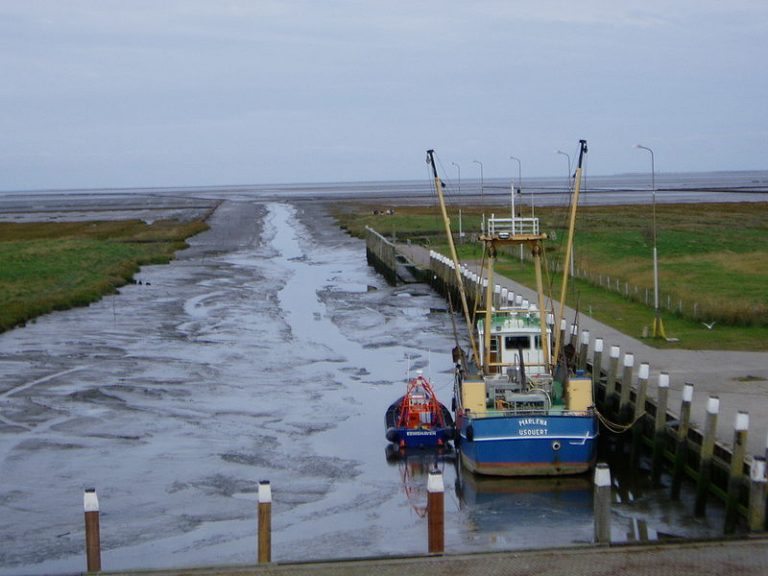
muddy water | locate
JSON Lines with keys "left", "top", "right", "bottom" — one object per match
{"left": 0, "top": 199, "right": 724, "bottom": 575}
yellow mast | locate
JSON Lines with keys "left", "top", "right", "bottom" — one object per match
{"left": 426, "top": 150, "right": 480, "bottom": 367}
{"left": 552, "top": 139, "right": 588, "bottom": 369}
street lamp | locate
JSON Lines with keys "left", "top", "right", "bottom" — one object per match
{"left": 451, "top": 161, "right": 461, "bottom": 195}
{"left": 473, "top": 159, "right": 484, "bottom": 230}
{"left": 635, "top": 144, "right": 665, "bottom": 339}
{"left": 556, "top": 149, "right": 574, "bottom": 276}
{"left": 452, "top": 161, "right": 463, "bottom": 237}
{"left": 510, "top": 155, "right": 524, "bottom": 261}
{"left": 556, "top": 150, "right": 572, "bottom": 191}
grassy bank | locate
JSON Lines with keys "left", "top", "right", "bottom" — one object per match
{"left": 0, "top": 219, "right": 208, "bottom": 332}
{"left": 332, "top": 201, "right": 768, "bottom": 351}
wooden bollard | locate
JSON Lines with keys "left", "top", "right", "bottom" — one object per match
{"left": 577, "top": 330, "right": 590, "bottom": 372}
{"left": 671, "top": 383, "right": 694, "bottom": 500}
{"left": 427, "top": 468, "right": 445, "bottom": 554}
{"left": 592, "top": 338, "right": 604, "bottom": 391}
{"left": 84, "top": 488, "right": 101, "bottom": 573}
{"left": 630, "top": 362, "right": 650, "bottom": 467}
{"left": 559, "top": 319, "right": 567, "bottom": 355}
{"left": 651, "top": 372, "right": 670, "bottom": 486}
{"left": 569, "top": 322, "right": 579, "bottom": 347}
{"left": 258, "top": 480, "right": 272, "bottom": 563}
{"left": 619, "top": 353, "right": 635, "bottom": 423}
{"left": 605, "top": 345, "right": 621, "bottom": 414}
{"left": 748, "top": 456, "right": 767, "bottom": 532}
{"left": 695, "top": 396, "right": 720, "bottom": 516}
{"left": 725, "top": 411, "right": 749, "bottom": 533}
{"left": 593, "top": 462, "right": 612, "bottom": 544}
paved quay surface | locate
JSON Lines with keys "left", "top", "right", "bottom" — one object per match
{"left": 398, "top": 243, "right": 768, "bottom": 459}
{"left": 102, "top": 537, "right": 768, "bottom": 576}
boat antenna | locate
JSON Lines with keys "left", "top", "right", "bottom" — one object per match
{"left": 552, "top": 139, "right": 587, "bottom": 369}
{"left": 426, "top": 149, "right": 480, "bottom": 367}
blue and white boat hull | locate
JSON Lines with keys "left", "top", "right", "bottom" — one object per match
{"left": 458, "top": 413, "right": 598, "bottom": 476}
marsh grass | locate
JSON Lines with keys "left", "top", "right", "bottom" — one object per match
{"left": 332, "top": 201, "right": 768, "bottom": 350}
{"left": 0, "top": 219, "right": 208, "bottom": 332}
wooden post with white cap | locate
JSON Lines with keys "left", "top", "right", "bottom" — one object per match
{"left": 258, "top": 480, "right": 272, "bottom": 563}
{"left": 725, "top": 411, "right": 749, "bottom": 533}
{"left": 671, "top": 383, "right": 694, "bottom": 500}
{"left": 651, "top": 372, "right": 670, "bottom": 486}
{"left": 695, "top": 396, "right": 720, "bottom": 516}
{"left": 748, "top": 456, "right": 767, "bottom": 532}
{"left": 427, "top": 468, "right": 444, "bottom": 554}
{"left": 630, "top": 362, "right": 650, "bottom": 467}
{"left": 593, "top": 462, "right": 611, "bottom": 544}
{"left": 605, "top": 345, "right": 621, "bottom": 416}
{"left": 83, "top": 488, "right": 101, "bottom": 573}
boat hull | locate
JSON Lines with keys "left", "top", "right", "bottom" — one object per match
{"left": 458, "top": 413, "right": 597, "bottom": 476}
{"left": 385, "top": 395, "right": 455, "bottom": 449}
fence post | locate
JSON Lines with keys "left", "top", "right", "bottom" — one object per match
{"left": 671, "top": 383, "right": 694, "bottom": 500}
{"left": 695, "top": 396, "right": 720, "bottom": 516}
{"left": 258, "top": 480, "right": 272, "bottom": 563}
{"left": 84, "top": 488, "right": 101, "bottom": 574}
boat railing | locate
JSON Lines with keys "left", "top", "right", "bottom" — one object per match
{"left": 470, "top": 407, "right": 594, "bottom": 418}
{"left": 486, "top": 214, "right": 540, "bottom": 237}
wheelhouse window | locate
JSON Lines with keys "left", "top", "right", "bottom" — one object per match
{"left": 504, "top": 336, "right": 531, "bottom": 350}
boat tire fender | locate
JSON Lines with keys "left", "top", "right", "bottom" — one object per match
{"left": 466, "top": 425, "right": 474, "bottom": 442}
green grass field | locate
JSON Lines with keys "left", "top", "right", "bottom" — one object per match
{"left": 332, "top": 201, "right": 768, "bottom": 351}
{"left": 0, "top": 219, "right": 208, "bottom": 332}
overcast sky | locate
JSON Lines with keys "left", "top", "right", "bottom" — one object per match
{"left": 1, "top": 1, "right": 766, "bottom": 190}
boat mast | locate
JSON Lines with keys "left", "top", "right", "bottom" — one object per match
{"left": 426, "top": 149, "right": 480, "bottom": 367}
{"left": 552, "top": 139, "right": 588, "bottom": 368}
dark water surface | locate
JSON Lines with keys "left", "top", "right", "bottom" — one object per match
{"left": 0, "top": 191, "right": 735, "bottom": 574}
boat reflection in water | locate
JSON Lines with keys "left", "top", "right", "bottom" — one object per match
{"left": 384, "top": 445, "right": 456, "bottom": 518}
{"left": 455, "top": 465, "right": 595, "bottom": 548}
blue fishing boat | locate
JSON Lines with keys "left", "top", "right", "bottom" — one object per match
{"left": 385, "top": 370, "right": 455, "bottom": 449}
{"left": 427, "top": 142, "right": 598, "bottom": 476}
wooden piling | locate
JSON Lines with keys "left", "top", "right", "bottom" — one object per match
{"left": 605, "top": 345, "right": 621, "bottom": 415}
{"left": 748, "top": 456, "right": 767, "bottom": 532}
{"left": 695, "top": 396, "right": 720, "bottom": 517}
{"left": 671, "top": 383, "right": 694, "bottom": 500}
{"left": 630, "top": 362, "right": 649, "bottom": 468}
{"left": 593, "top": 463, "right": 612, "bottom": 545}
{"left": 427, "top": 468, "right": 445, "bottom": 554}
{"left": 651, "top": 372, "right": 669, "bottom": 486}
{"left": 725, "top": 411, "right": 749, "bottom": 534}
{"left": 258, "top": 480, "right": 272, "bottom": 563}
{"left": 83, "top": 488, "right": 101, "bottom": 574}
{"left": 592, "top": 338, "right": 604, "bottom": 391}
{"left": 577, "top": 330, "right": 590, "bottom": 372}
{"left": 619, "top": 353, "right": 635, "bottom": 424}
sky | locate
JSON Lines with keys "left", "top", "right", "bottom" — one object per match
{"left": 1, "top": 1, "right": 766, "bottom": 190}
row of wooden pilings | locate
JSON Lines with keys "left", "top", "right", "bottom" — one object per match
{"left": 81, "top": 468, "right": 635, "bottom": 572}
{"left": 428, "top": 249, "right": 768, "bottom": 534}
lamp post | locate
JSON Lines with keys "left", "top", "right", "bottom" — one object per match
{"left": 510, "top": 155, "right": 524, "bottom": 261}
{"left": 473, "top": 159, "right": 484, "bottom": 231}
{"left": 635, "top": 144, "right": 665, "bottom": 339}
{"left": 557, "top": 149, "right": 575, "bottom": 277}
{"left": 452, "top": 161, "right": 463, "bottom": 238}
